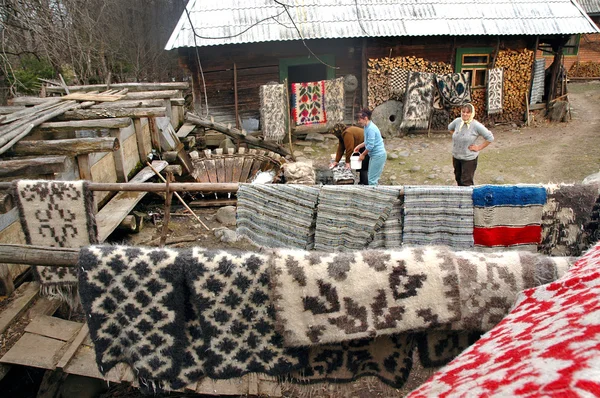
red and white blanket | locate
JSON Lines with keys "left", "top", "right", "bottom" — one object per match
{"left": 407, "top": 241, "right": 600, "bottom": 397}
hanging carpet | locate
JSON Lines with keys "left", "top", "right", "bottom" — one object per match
{"left": 390, "top": 68, "right": 410, "bottom": 99}
{"left": 291, "top": 81, "right": 326, "bottom": 125}
{"left": 260, "top": 83, "right": 287, "bottom": 143}
{"left": 529, "top": 59, "right": 545, "bottom": 105}
{"left": 486, "top": 67, "right": 504, "bottom": 115}
{"left": 324, "top": 77, "right": 345, "bottom": 123}
{"left": 14, "top": 180, "right": 98, "bottom": 305}
{"left": 435, "top": 73, "right": 472, "bottom": 107}
{"left": 400, "top": 72, "right": 436, "bottom": 129}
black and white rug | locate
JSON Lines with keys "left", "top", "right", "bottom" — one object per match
{"left": 487, "top": 68, "right": 504, "bottom": 115}
{"left": 400, "top": 72, "right": 435, "bottom": 129}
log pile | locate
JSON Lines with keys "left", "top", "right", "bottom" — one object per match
{"left": 367, "top": 56, "right": 453, "bottom": 109}
{"left": 568, "top": 61, "right": 600, "bottom": 78}
{"left": 494, "top": 49, "right": 534, "bottom": 122}
{"left": 449, "top": 89, "right": 486, "bottom": 121}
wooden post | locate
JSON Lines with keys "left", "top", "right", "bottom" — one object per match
{"left": 76, "top": 154, "right": 93, "bottom": 181}
{"left": 160, "top": 173, "right": 174, "bottom": 247}
{"left": 133, "top": 118, "right": 148, "bottom": 162}
{"left": 361, "top": 38, "right": 368, "bottom": 108}
{"left": 234, "top": 63, "right": 240, "bottom": 130}
{"left": 109, "top": 128, "right": 127, "bottom": 182}
{"left": 148, "top": 117, "right": 161, "bottom": 150}
{"left": 283, "top": 78, "right": 295, "bottom": 161}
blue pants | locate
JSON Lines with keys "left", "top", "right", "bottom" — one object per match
{"left": 368, "top": 151, "right": 387, "bottom": 185}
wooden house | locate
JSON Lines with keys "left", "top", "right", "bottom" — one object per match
{"left": 165, "top": 0, "right": 599, "bottom": 131}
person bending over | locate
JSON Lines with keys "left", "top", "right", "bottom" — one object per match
{"left": 329, "top": 123, "right": 369, "bottom": 185}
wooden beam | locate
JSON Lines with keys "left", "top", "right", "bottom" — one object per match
{"left": 361, "top": 38, "right": 368, "bottom": 108}
{"left": 0, "top": 106, "right": 26, "bottom": 115}
{"left": 46, "top": 82, "right": 189, "bottom": 93}
{"left": 37, "top": 117, "right": 133, "bottom": 132}
{"left": 109, "top": 129, "right": 127, "bottom": 182}
{"left": 12, "top": 137, "right": 119, "bottom": 156}
{"left": 0, "top": 282, "right": 39, "bottom": 334}
{"left": 76, "top": 154, "right": 93, "bottom": 180}
{"left": 123, "top": 90, "right": 181, "bottom": 100}
{"left": 61, "top": 107, "right": 166, "bottom": 120}
{"left": 0, "top": 192, "right": 13, "bottom": 213}
{"left": 0, "top": 156, "right": 67, "bottom": 178}
{"left": 133, "top": 119, "right": 148, "bottom": 161}
{"left": 89, "top": 99, "right": 164, "bottom": 109}
{"left": 234, "top": 62, "right": 239, "bottom": 129}
{"left": 60, "top": 93, "right": 125, "bottom": 102}
{"left": 9, "top": 97, "right": 53, "bottom": 106}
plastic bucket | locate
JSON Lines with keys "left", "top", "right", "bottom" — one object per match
{"left": 350, "top": 153, "right": 362, "bottom": 170}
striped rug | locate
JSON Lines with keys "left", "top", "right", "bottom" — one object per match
{"left": 236, "top": 184, "right": 320, "bottom": 249}
{"left": 403, "top": 186, "right": 474, "bottom": 249}
{"left": 368, "top": 198, "right": 404, "bottom": 249}
{"left": 314, "top": 186, "right": 401, "bottom": 251}
{"left": 473, "top": 185, "right": 546, "bottom": 249}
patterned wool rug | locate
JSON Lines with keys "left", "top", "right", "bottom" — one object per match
{"left": 14, "top": 180, "right": 98, "bottom": 304}
{"left": 486, "top": 68, "right": 504, "bottom": 115}
{"left": 236, "top": 184, "right": 320, "bottom": 249}
{"left": 415, "top": 330, "right": 482, "bottom": 368}
{"left": 286, "top": 334, "right": 414, "bottom": 389}
{"left": 314, "top": 186, "right": 400, "bottom": 251}
{"left": 270, "top": 246, "right": 461, "bottom": 346}
{"left": 79, "top": 246, "right": 185, "bottom": 386}
{"left": 539, "top": 184, "right": 598, "bottom": 257}
{"left": 324, "top": 78, "right": 345, "bottom": 123}
{"left": 451, "top": 250, "right": 573, "bottom": 331}
{"left": 292, "top": 81, "right": 326, "bottom": 126}
{"left": 406, "top": 242, "right": 600, "bottom": 398}
{"left": 403, "top": 186, "right": 474, "bottom": 249}
{"left": 331, "top": 162, "right": 356, "bottom": 184}
{"left": 435, "top": 73, "right": 471, "bottom": 107}
{"left": 400, "top": 72, "right": 435, "bottom": 130}
{"left": 390, "top": 68, "right": 410, "bottom": 99}
{"left": 260, "top": 83, "right": 287, "bottom": 143}
{"left": 473, "top": 185, "right": 546, "bottom": 249}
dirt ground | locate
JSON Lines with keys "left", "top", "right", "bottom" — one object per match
{"left": 107, "top": 81, "right": 600, "bottom": 397}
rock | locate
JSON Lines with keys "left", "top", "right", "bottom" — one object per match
{"left": 372, "top": 100, "right": 403, "bottom": 138}
{"left": 305, "top": 132, "right": 325, "bottom": 142}
{"left": 399, "top": 151, "right": 410, "bottom": 157}
{"left": 295, "top": 141, "right": 313, "bottom": 146}
{"left": 295, "top": 156, "right": 309, "bottom": 163}
{"left": 214, "top": 227, "right": 238, "bottom": 243}
{"left": 219, "top": 137, "right": 236, "bottom": 151}
{"left": 427, "top": 174, "right": 437, "bottom": 179}
{"left": 583, "top": 171, "right": 600, "bottom": 185}
{"left": 420, "top": 143, "right": 429, "bottom": 148}
{"left": 442, "top": 165, "right": 452, "bottom": 173}
{"left": 388, "top": 152, "right": 399, "bottom": 159}
{"left": 319, "top": 142, "right": 330, "bottom": 149}
{"left": 410, "top": 166, "right": 421, "bottom": 172}
{"left": 323, "top": 134, "right": 337, "bottom": 140}
{"left": 293, "top": 150, "right": 304, "bottom": 157}
{"left": 399, "top": 162, "right": 406, "bottom": 165}
{"left": 389, "top": 175, "right": 397, "bottom": 181}
{"left": 216, "top": 206, "right": 237, "bottom": 226}
{"left": 303, "top": 147, "right": 315, "bottom": 153}
{"left": 493, "top": 176, "right": 505, "bottom": 183}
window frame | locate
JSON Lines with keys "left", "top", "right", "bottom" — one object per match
{"left": 279, "top": 55, "right": 336, "bottom": 83}
{"left": 455, "top": 47, "right": 493, "bottom": 89}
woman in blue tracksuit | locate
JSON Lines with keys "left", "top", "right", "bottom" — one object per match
{"left": 353, "top": 108, "right": 386, "bottom": 185}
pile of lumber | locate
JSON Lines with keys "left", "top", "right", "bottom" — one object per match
{"left": 568, "top": 61, "right": 600, "bottom": 78}
{"left": 495, "top": 49, "right": 534, "bottom": 122}
{"left": 367, "top": 56, "right": 453, "bottom": 109}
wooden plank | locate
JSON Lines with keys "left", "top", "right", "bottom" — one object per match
{"left": 0, "top": 333, "right": 64, "bottom": 369}
{"left": 189, "top": 199, "right": 237, "bottom": 208}
{"left": 25, "top": 315, "right": 82, "bottom": 342}
{"left": 47, "top": 82, "right": 189, "bottom": 94}
{"left": 109, "top": 129, "right": 127, "bottom": 182}
{"left": 60, "top": 93, "right": 125, "bottom": 102}
{"left": 0, "top": 156, "right": 67, "bottom": 178}
{"left": 96, "top": 160, "right": 167, "bottom": 242}
{"left": 38, "top": 117, "right": 133, "bottom": 132}
{"left": 148, "top": 117, "right": 161, "bottom": 150}
{"left": 240, "top": 157, "right": 254, "bottom": 182}
{"left": 215, "top": 158, "right": 226, "bottom": 183}
{"left": 224, "top": 157, "right": 234, "bottom": 183}
{"left": 0, "top": 282, "right": 39, "bottom": 335}
{"left": 176, "top": 123, "right": 196, "bottom": 138}
{"left": 56, "top": 324, "right": 88, "bottom": 369}
{"left": 90, "top": 99, "right": 163, "bottom": 109}
{"left": 133, "top": 118, "right": 148, "bottom": 161}
{"left": 232, "top": 157, "right": 244, "bottom": 182}
{"left": 192, "top": 161, "right": 210, "bottom": 183}
{"left": 12, "top": 137, "right": 120, "bottom": 157}
{"left": 249, "top": 158, "right": 263, "bottom": 180}
{"left": 123, "top": 90, "right": 181, "bottom": 100}
{"left": 61, "top": 107, "right": 166, "bottom": 120}
{"left": 204, "top": 159, "right": 218, "bottom": 183}
{"left": 77, "top": 154, "right": 93, "bottom": 180}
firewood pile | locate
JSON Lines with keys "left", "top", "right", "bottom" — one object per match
{"left": 450, "top": 89, "right": 486, "bottom": 120}
{"left": 568, "top": 61, "right": 600, "bottom": 78}
{"left": 367, "top": 56, "right": 453, "bottom": 109}
{"left": 494, "top": 49, "right": 534, "bottom": 122}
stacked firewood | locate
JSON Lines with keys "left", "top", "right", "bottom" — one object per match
{"left": 568, "top": 61, "right": 600, "bottom": 77}
{"left": 494, "top": 49, "right": 534, "bottom": 122}
{"left": 367, "top": 56, "right": 453, "bottom": 109}
{"left": 449, "top": 89, "right": 486, "bottom": 120}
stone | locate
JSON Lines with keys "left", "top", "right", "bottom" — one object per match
{"left": 389, "top": 175, "right": 397, "bottom": 181}
{"left": 420, "top": 143, "right": 429, "bottom": 148}
{"left": 214, "top": 227, "right": 238, "bottom": 243}
{"left": 323, "top": 134, "right": 337, "bottom": 140}
{"left": 399, "top": 151, "right": 410, "bottom": 157}
{"left": 303, "top": 147, "right": 315, "bottom": 153}
{"left": 372, "top": 100, "right": 403, "bottom": 138}
{"left": 583, "top": 171, "right": 600, "bottom": 185}
{"left": 293, "top": 150, "right": 304, "bottom": 157}
{"left": 493, "top": 176, "right": 505, "bottom": 183}
{"left": 410, "top": 166, "right": 421, "bottom": 172}
{"left": 427, "top": 174, "right": 437, "bottom": 179}
{"left": 305, "top": 132, "right": 325, "bottom": 142}
{"left": 216, "top": 206, "right": 237, "bottom": 226}
{"left": 295, "top": 141, "right": 313, "bottom": 146}
{"left": 388, "top": 152, "right": 399, "bottom": 159}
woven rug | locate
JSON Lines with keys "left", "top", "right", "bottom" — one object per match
{"left": 400, "top": 72, "right": 435, "bottom": 129}
{"left": 539, "top": 184, "right": 598, "bottom": 256}
{"left": 415, "top": 331, "right": 482, "bottom": 368}
{"left": 529, "top": 59, "right": 545, "bottom": 105}
{"left": 179, "top": 248, "right": 308, "bottom": 381}
{"left": 435, "top": 73, "right": 471, "bottom": 107}
{"left": 260, "top": 83, "right": 287, "bottom": 143}
{"left": 403, "top": 186, "right": 474, "bottom": 249}
{"left": 331, "top": 162, "right": 356, "bottom": 184}
{"left": 286, "top": 334, "right": 414, "bottom": 389}
{"left": 314, "top": 186, "right": 400, "bottom": 251}
{"left": 236, "top": 184, "right": 320, "bottom": 249}
{"left": 324, "top": 77, "right": 345, "bottom": 123}
{"left": 451, "top": 250, "right": 573, "bottom": 332}
{"left": 406, "top": 242, "right": 600, "bottom": 398}
{"left": 390, "top": 68, "right": 410, "bottom": 99}
{"left": 270, "top": 246, "right": 461, "bottom": 346}
{"left": 473, "top": 185, "right": 546, "bottom": 249}
{"left": 292, "top": 81, "right": 326, "bottom": 125}
{"left": 486, "top": 68, "right": 504, "bottom": 115}
{"left": 368, "top": 198, "right": 404, "bottom": 249}
{"left": 79, "top": 246, "right": 185, "bottom": 386}
{"left": 14, "top": 180, "right": 98, "bottom": 304}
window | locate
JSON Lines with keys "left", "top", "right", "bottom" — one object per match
{"left": 540, "top": 35, "right": 580, "bottom": 56}
{"left": 279, "top": 55, "right": 336, "bottom": 83}
{"left": 455, "top": 47, "right": 493, "bottom": 88}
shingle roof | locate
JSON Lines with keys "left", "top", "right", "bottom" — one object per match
{"left": 166, "top": 0, "right": 600, "bottom": 49}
